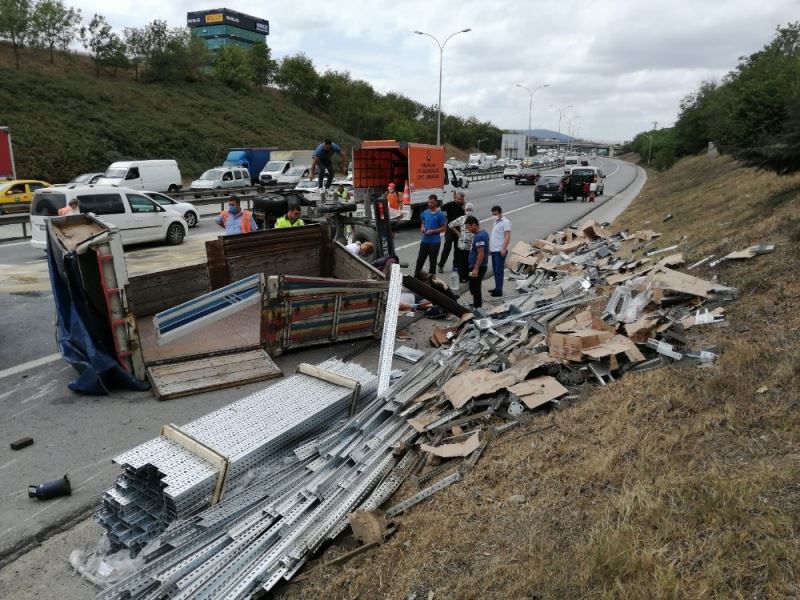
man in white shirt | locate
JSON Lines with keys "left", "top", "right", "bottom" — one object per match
{"left": 488, "top": 205, "right": 511, "bottom": 297}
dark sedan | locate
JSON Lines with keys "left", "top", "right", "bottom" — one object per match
{"left": 514, "top": 168, "right": 540, "bottom": 185}
{"left": 534, "top": 174, "right": 569, "bottom": 202}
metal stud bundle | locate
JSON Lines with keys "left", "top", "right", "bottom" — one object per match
{"left": 96, "top": 359, "right": 377, "bottom": 554}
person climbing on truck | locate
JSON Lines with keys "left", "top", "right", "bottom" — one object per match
{"left": 310, "top": 139, "right": 348, "bottom": 190}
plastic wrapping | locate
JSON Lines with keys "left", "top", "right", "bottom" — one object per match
{"left": 69, "top": 535, "right": 145, "bottom": 588}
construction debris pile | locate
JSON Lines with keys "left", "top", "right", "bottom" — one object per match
{"left": 88, "top": 220, "right": 756, "bottom": 598}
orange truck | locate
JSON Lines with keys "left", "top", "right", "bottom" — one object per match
{"left": 352, "top": 140, "right": 464, "bottom": 223}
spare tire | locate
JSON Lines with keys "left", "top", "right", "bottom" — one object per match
{"left": 351, "top": 226, "right": 379, "bottom": 262}
{"left": 253, "top": 193, "right": 289, "bottom": 219}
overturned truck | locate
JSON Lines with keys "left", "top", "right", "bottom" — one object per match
{"left": 46, "top": 215, "right": 388, "bottom": 399}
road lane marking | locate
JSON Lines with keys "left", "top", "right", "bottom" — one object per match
{"left": 0, "top": 240, "right": 33, "bottom": 248}
{"left": 0, "top": 353, "right": 61, "bottom": 380}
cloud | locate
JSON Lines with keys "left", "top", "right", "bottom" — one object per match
{"left": 69, "top": 0, "right": 799, "bottom": 140}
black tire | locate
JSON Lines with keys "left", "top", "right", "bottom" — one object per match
{"left": 184, "top": 211, "right": 198, "bottom": 228}
{"left": 168, "top": 184, "right": 180, "bottom": 193}
{"left": 351, "top": 225, "right": 379, "bottom": 262}
{"left": 534, "top": 194, "right": 540, "bottom": 202}
{"left": 166, "top": 223, "right": 185, "bottom": 245}
{"left": 514, "top": 180, "right": 519, "bottom": 185}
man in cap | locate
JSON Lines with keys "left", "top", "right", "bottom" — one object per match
{"left": 386, "top": 182, "right": 400, "bottom": 210}
{"left": 437, "top": 191, "right": 466, "bottom": 272}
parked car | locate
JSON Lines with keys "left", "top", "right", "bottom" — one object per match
{"left": 190, "top": 167, "right": 251, "bottom": 194}
{"left": 53, "top": 172, "right": 105, "bottom": 187}
{"left": 143, "top": 191, "right": 200, "bottom": 228}
{"left": 276, "top": 165, "right": 311, "bottom": 185}
{"left": 565, "top": 167, "right": 605, "bottom": 199}
{"left": 30, "top": 186, "right": 188, "bottom": 249}
{"left": 0, "top": 179, "right": 50, "bottom": 213}
{"left": 534, "top": 174, "right": 569, "bottom": 202}
{"left": 503, "top": 165, "right": 520, "bottom": 179}
{"left": 514, "top": 168, "right": 540, "bottom": 185}
{"left": 96, "top": 160, "right": 182, "bottom": 193}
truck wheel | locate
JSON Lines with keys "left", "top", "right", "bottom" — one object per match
{"left": 352, "top": 226, "right": 379, "bottom": 262}
{"left": 166, "top": 223, "right": 185, "bottom": 245}
{"left": 168, "top": 185, "right": 180, "bottom": 193}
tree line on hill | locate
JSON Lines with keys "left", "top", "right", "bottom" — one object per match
{"left": 0, "top": 0, "right": 503, "bottom": 150}
{"left": 629, "top": 22, "right": 799, "bottom": 174}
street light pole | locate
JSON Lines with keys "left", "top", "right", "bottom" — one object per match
{"left": 644, "top": 133, "right": 653, "bottom": 167}
{"left": 414, "top": 28, "right": 472, "bottom": 146}
{"left": 549, "top": 104, "right": 573, "bottom": 152}
{"left": 514, "top": 83, "right": 549, "bottom": 135}
{"left": 477, "top": 137, "right": 488, "bottom": 151}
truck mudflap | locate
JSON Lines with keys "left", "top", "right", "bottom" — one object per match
{"left": 263, "top": 275, "right": 387, "bottom": 353}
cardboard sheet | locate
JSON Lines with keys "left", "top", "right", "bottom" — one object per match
{"left": 421, "top": 432, "right": 481, "bottom": 458}
{"left": 582, "top": 334, "right": 646, "bottom": 362}
{"left": 508, "top": 376, "right": 569, "bottom": 409}
{"left": 649, "top": 267, "right": 724, "bottom": 298}
{"left": 408, "top": 412, "right": 441, "bottom": 433}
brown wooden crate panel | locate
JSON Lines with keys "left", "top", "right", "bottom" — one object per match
{"left": 148, "top": 350, "right": 282, "bottom": 400}
{"left": 332, "top": 244, "right": 385, "bottom": 280}
{"left": 138, "top": 303, "right": 261, "bottom": 364}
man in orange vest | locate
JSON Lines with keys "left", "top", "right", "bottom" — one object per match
{"left": 386, "top": 182, "right": 400, "bottom": 210}
{"left": 215, "top": 194, "right": 258, "bottom": 234}
{"left": 58, "top": 198, "right": 80, "bottom": 216}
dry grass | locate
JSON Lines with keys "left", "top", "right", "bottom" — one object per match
{"left": 278, "top": 154, "right": 800, "bottom": 600}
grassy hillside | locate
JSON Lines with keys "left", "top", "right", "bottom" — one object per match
{"left": 285, "top": 154, "right": 800, "bottom": 599}
{"left": 0, "top": 46, "right": 359, "bottom": 183}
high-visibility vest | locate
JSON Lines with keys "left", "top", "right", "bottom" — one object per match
{"left": 219, "top": 209, "right": 254, "bottom": 233}
{"left": 386, "top": 191, "right": 400, "bottom": 210}
{"left": 275, "top": 215, "right": 305, "bottom": 228}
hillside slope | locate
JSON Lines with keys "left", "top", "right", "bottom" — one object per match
{"left": 0, "top": 46, "right": 358, "bottom": 182}
{"left": 284, "top": 154, "right": 800, "bottom": 599}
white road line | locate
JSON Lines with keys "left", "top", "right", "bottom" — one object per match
{"left": 0, "top": 352, "right": 61, "bottom": 380}
{"left": 0, "top": 240, "right": 33, "bottom": 248}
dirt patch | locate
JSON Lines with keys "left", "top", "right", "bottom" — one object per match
{"left": 277, "top": 154, "right": 800, "bottom": 599}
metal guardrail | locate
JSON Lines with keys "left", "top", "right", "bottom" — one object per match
{"left": 0, "top": 214, "right": 31, "bottom": 239}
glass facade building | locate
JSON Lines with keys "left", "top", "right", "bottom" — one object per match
{"left": 187, "top": 8, "right": 269, "bottom": 53}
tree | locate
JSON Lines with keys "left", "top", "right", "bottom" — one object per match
{"left": 122, "top": 26, "right": 147, "bottom": 80}
{"left": 103, "top": 34, "right": 128, "bottom": 78}
{"left": 0, "top": 0, "right": 33, "bottom": 70}
{"left": 30, "top": 0, "right": 81, "bottom": 63}
{"left": 213, "top": 46, "right": 253, "bottom": 89}
{"left": 80, "top": 13, "right": 115, "bottom": 76}
{"left": 249, "top": 42, "right": 277, "bottom": 87}
{"left": 275, "top": 54, "right": 320, "bottom": 108}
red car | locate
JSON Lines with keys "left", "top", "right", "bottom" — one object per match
{"left": 513, "top": 168, "right": 540, "bottom": 185}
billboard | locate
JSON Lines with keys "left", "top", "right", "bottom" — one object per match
{"left": 0, "top": 127, "right": 15, "bottom": 180}
{"left": 187, "top": 9, "right": 269, "bottom": 35}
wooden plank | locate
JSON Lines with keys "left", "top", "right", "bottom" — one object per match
{"left": 160, "top": 423, "right": 229, "bottom": 504}
{"left": 206, "top": 239, "right": 230, "bottom": 289}
{"left": 297, "top": 362, "right": 361, "bottom": 416}
{"left": 148, "top": 350, "right": 282, "bottom": 401}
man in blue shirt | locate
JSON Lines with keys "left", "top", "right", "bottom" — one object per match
{"left": 414, "top": 194, "right": 447, "bottom": 277}
{"left": 466, "top": 215, "right": 489, "bottom": 308}
{"left": 310, "top": 139, "right": 348, "bottom": 190}
{"left": 215, "top": 195, "right": 258, "bottom": 235}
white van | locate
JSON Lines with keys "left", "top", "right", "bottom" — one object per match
{"left": 96, "top": 160, "right": 182, "bottom": 193}
{"left": 190, "top": 167, "right": 250, "bottom": 193}
{"left": 30, "top": 186, "right": 188, "bottom": 249}
{"left": 564, "top": 156, "right": 580, "bottom": 173}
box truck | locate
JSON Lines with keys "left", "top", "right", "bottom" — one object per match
{"left": 352, "top": 140, "right": 462, "bottom": 224}
{"left": 223, "top": 148, "right": 275, "bottom": 185}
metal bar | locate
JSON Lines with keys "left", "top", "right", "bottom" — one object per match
{"left": 376, "top": 263, "right": 402, "bottom": 397}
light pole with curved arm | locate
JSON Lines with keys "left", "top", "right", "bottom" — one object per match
{"left": 414, "top": 28, "right": 472, "bottom": 145}
{"left": 477, "top": 137, "right": 488, "bottom": 151}
{"left": 514, "top": 83, "right": 549, "bottom": 135}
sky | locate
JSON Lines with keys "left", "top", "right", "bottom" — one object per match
{"left": 73, "top": 0, "right": 797, "bottom": 143}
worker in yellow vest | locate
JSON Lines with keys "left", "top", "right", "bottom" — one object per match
{"left": 275, "top": 202, "right": 305, "bottom": 228}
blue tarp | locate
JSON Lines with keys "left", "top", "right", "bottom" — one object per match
{"left": 47, "top": 235, "right": 150, "bottom": 395}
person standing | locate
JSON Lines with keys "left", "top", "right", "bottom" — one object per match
{"left": 215, "top": 195, "right": 258, "bottom": 234}
{"left": 275, "top": 202, "right": 305, "bottom": 228}
{"left": 437, "top": 191, "right": 466, "bottom": 273}
{"left": 385, "top": 182, "right": 401, "bottom": 210}
{"left": 465, "top": 215, "right": 489, "bottom": 309}
{"left": 58, "top": 198, "right": 80, "bottom": 216}
{"left": 414, "top": 194, "right": 447, "bottom": 277}
{"left": 310, "top": 139, "right": 348, "bottom": 190}
{"left": 448, "top": 202, "right": 475, "bottom": 282}
{"left": 488, "top": 205, "right": 511, "bottom": 297}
